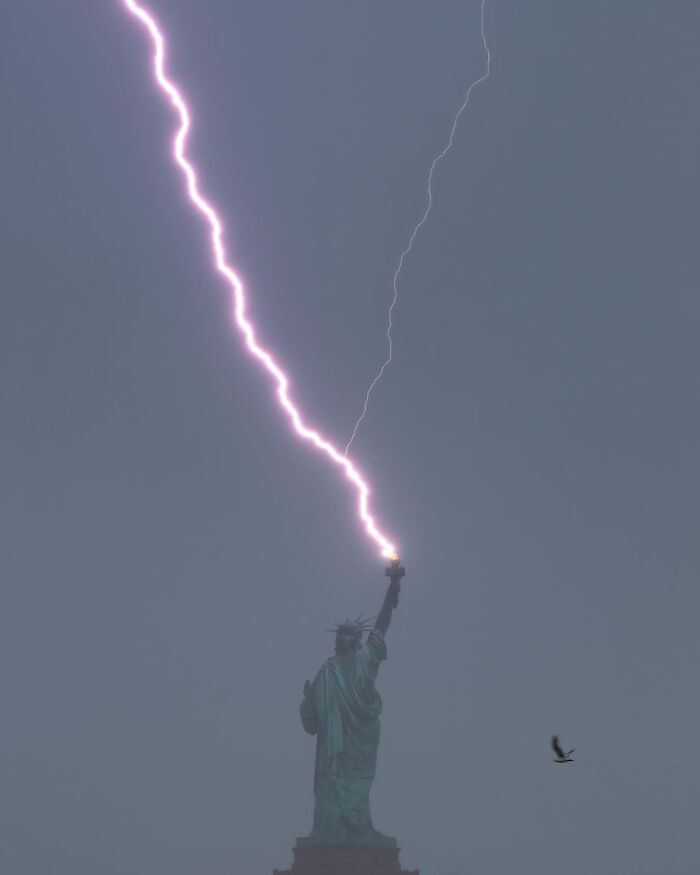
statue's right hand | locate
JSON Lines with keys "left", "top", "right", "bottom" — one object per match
{"left": 303, "top": 680, "right": 311, "bottom": 698}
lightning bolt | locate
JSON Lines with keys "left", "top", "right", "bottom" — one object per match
{"left": 345, "top": 0, "right": 491, "bottom": 456}
{"left": 119, "top": 0, "right": 397, "bottom": 559}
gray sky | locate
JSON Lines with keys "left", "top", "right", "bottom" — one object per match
{"left": 2, "top": 2, "right": 699, "bottom": 873}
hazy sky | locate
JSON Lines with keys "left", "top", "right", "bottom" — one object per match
{"left": 2, "top": 2, "right": 699, "bottom": 874}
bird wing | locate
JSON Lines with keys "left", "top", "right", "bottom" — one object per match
{"left": 551, "top": 735, "right": 565, "bottom": 758}
{"left": 567, "top": 748, "right": 575, "bottom": 756}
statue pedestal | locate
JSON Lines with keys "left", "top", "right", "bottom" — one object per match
{"left": 273, "top": 843, "right": 419, "bottom": 875}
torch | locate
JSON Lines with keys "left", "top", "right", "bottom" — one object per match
{"left": 384, "top": 555, "right": 405, "bottom": 608}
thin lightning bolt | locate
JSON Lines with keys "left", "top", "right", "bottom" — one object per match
{"left": 345, "top": 0, "right": 491, "bottom": 456}
{"left": 119, "top": 0, "right": 397, "bottom": 559}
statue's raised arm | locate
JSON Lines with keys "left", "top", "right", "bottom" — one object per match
{"left": 374, "top": 556, "right": 406, "bottom": 637}
{"left": 297, "top": 557, "right": 408, "bottom": 848}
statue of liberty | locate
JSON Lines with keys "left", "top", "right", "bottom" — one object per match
{"left": 298, "top": 558, "right": 405, "bottom": 847}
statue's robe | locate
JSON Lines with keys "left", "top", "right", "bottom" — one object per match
{"left": 299, "top": 629, "right": 393, "bottom": 845}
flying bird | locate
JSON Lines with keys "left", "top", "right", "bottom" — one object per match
{"left": 551, "top": 735, "right": 575, "bottom": 763}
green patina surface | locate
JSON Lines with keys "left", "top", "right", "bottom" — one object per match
{"left": 299, "top": 625, "right": 395, "bottom": 846}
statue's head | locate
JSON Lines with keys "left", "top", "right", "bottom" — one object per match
{"left": 333, "top": 617, "right": 372, "bottom": 655}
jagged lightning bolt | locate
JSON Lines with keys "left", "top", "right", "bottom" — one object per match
{"left": 345, "top": 0, "right": 491, "bottom": 456}
{"left": 119, "top": 0, "right": 397, "bottom": 559}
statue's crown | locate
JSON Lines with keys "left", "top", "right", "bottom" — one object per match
{"left": 331, "top": 614, "right": 373, "bottom": 638}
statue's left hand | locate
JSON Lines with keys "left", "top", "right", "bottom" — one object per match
{"left": 303, "top": 680, "right": 311, "bottom": 698}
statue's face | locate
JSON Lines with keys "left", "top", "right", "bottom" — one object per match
{"left": 335, "top": 632, "right": 361, "bottom": 655}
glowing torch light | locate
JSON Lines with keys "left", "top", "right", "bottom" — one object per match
{"left": 119, "top": 0, "right": 398, "bottom": 559}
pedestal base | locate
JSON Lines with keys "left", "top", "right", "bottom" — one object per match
{"left": 273, "top": 843, "right": 419, "bottom": 875}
